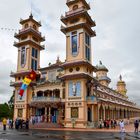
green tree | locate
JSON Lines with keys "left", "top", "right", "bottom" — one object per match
{"left": 0, "top": 103, "right": 10, "bottom": 120}
{"left": 8, "top": 90, "right": 15, "bottom": 119}
{"left": 0, "top": 91, "right": 15, "bottom": 120}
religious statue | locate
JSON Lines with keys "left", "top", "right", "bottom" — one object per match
{"left": 72, "top": 83, "right": 77, "bottom": 96}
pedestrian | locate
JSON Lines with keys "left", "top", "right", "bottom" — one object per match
{"left": 2, "top": 118, "right": 7, "bottom": 131}
{"left": 99, "top": 119, "right": 102, "bottom": 128}
{"left": 113, "top": 120, "right": 117, "bottom": 128}
{"left": 111, "top": 120, "right": 113, "bottom": 128}
{"left": 20, "top": 119, "right": 23, "bottom": 129}
{"left": 119, "top": 120, "right": 125, "bottom": 133}
{"left": 11, "top": 120, "right": 14, "bottom": 129}
{"left": 26, "top": 118, "right": 29, "bottom": 129}
{"left": 134, "top": 120, "right": 139, "bottom": 133}
{"left": 106, "top": 120, "right": 109, "bottom": 129}
{"left": 104, "top": 120, "right": 106, "bottom": 128}
{"left": 8, "top": 119, "right": 11, "bottom": 129}
{"left": 15, "top": 118, "right": 19, "bottom": 130}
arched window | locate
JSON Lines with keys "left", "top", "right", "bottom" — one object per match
{"left": 25, "top": 24, "right": 28, "bottom": 29}
{"left": 73, "top": 5, "right": 78, "bottom": 10}
{"left": 33, "top": 24, "right": 37, "bottom": 30}
{"left": 37, "top": 91, "right": 43, "bottom": 97}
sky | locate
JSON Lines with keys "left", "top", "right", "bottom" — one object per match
{"left": 0, "top": 0, "right": 140, "bottom": 104}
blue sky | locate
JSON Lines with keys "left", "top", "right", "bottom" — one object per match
{"left": 0, "top": 0, "right": 140, "bottom": 104}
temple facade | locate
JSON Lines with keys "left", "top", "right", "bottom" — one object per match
{"left": 10, "top": 0, "right": 140, "bottom": 128}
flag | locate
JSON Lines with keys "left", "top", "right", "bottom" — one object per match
{"left": 27, "top": 70, "right": 37, "bottom": 81}
{"left": 18, "top": 70, "right": 37, "bottom": 98}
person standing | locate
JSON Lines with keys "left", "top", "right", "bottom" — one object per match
{"left": 2, "top": 118, "right": 7, "bottom": 131}
{"left": 134, "top": 120, "right": 139, "bottom": 133}
{"left": 11, "top": 120, "right": 14, "bottom": 129}
{"left": 26, "top": 118, "right": 29, "bottom": 129}
{"left": 119, "top": 120, "right": 125, "bottom": 133}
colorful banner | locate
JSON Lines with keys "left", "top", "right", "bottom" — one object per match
{"left": 19, "top": 70, "right": 37, "bottom": 98}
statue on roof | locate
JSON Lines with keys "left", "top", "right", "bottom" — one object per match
{"left": 99, "top": 60, "right": 102, "bottom": 65}
{"left": 119, "top": 75, "right": 122, "bottom": 81}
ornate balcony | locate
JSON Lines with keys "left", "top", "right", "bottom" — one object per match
{"left": 65, "top": 6, "right": 86, "bottom": 17}
{"left": 31, "top": 96, "right": 61, "bottom": 103}
{"left": 14, "top": 26, "right": 45, "bottom": 42}
{"left": 19, "top": 26, "right": 41, "bottom": 35}
{"left": 14, "top": 39, "right": 45, "bottom": 50}
{"left": 86, "top": 96, "right": 97, "bottom": 104}
{"left": 10, "top": 80, "right": 22, "bottom": 87}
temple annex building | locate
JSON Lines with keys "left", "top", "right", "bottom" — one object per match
{"left": 10, "top": 0, "right": 140, "bottom": 128}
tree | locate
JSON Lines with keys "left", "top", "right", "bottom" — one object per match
{"left": 0, "top": 103, "right": 10, "bottom": 120}
{"left": 8, "top": 90, "right": 15, "bottom": 119}
{"left": 0, "top": 91, "right": 15, "bottom": 120}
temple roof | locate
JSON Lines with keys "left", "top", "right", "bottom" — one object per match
{"left": 98, "top": 76, "right": 111, "bottom": 83}
{"left": 20, "top": 13, "right": 41, "bottom": 27}
{"left": 66, "top": 0, "right": 90, "bottom": 10}
{"left": 96, "top": 61, "right": 108, "bottom": 72}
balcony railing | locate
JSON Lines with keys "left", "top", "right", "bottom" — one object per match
{"left": 86, "top": 96, "right": 95, "bottom": 101}
{"left": 10, "top": 80, "right": 22, "bottom": 86}
{"left": 19, "top": 26, "right": 41, "bottom": 35}
{"left": 32, "top": 96, "right": 61, "bottom": 102}
{"left": 66, "top": 7, "right": 85, "bottom": 16}
{"left": 14, "top": 39, "right": 45, "bottom": 49}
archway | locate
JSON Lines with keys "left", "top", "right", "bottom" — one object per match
{"left": 37, "top": 91, "right": 43, "bottom": 97}
{"left": 99, "top": 105, "right": 104, "bottom": 120}
{"left": 87, "top": 107, "right": 92, "bottom": 122}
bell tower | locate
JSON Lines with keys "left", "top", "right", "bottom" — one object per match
{"left": 10, "top": 14, "right": 45, "bottom": 120}
{"left": 14, "top": 14, "right": 45, "bottom": 72}
{"left": 61, "top": 0, "right": 96, "bottom": 63}
{"left": 96, "top": 61, "right": 111, "bottom": 87}
{"left": 116, "top": 75, "right": 127, "bottom": 97}
{"left": 61, "top": 0, "right": 96, "bottom": 128}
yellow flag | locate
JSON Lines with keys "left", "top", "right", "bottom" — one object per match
{"left": 22, "top": 77, "right": 31, "bottom": 85}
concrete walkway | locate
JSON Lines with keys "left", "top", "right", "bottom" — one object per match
{"left": 1, "top": 123, "right": 140, "bottom": 139}
{"left": 31, "top": 123, "right": 136, "bottom": 132}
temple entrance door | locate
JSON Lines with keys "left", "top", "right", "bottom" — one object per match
{"left": 87, "top": 107, "right": 92, "bottom": 122}
{"left": 51, "top": 108, "right": 58, "bottom": 123}
{"left": 36, "top": 108, "right": 45, "bottom": 116}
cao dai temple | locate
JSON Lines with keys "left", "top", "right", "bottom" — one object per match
{"left": 10, "top": 0, "right": 140, "bottom": 128}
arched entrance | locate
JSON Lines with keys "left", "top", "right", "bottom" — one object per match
{"left": 99, "top": 105, "right": 104, "bottom": 120}
{"left": 37, "top": 90, "right": 43, "bottom": 97}
{"left": 87, "top": 107, "right": 92, "bottom": 122}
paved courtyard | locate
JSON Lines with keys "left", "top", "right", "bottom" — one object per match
{"left": 0, "top": 124, "right": 140, "bottom": 140}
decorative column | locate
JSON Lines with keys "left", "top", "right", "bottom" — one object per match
{"left": 97, "top": 104, "right": 100, "bottom": 122}
{"left": 92, "top": 105, "right": 94, "bottom": 122}
{"left": 49, "top": 107, "right": 51, "bottom": 122}
{"left": 103, "top": 106, "right": 105, "bottom": 121}
{"left": 45, "top": 107, "right": 47, "bottom": 122}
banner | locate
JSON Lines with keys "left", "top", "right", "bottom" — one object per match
{"left": 19, "top": 70, "right": 37, "bottom": 98}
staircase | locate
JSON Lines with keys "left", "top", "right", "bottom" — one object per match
{"left": 30, "top": 122, "right": 64, "bottom": 129}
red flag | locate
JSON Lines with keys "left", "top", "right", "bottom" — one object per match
{"left": 27, "top": 70, "right": 37, "bottom": 81}
{"left": 19, "top": 89, "right": 24, "bottom": 97}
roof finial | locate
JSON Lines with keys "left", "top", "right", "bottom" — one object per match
{"left": 29, "top": 13, "right": 33, "bottom": 19}
{"left": 119, "top": 75, "right": 122, "bottom": 81}
{"left": 99, "top": 60, "right": 102, "bottom": 65}
{"left": 56, "top": 55, "right": 61, "bottom": 63}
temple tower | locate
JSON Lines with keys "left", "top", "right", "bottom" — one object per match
{"left": 116, "top": 75, "right": 127, "bottom": 96}
{"left": 10, "top": 14, "right": 45, "bottom": 120}
{"left": 96, "top": 61, "right": 111, "bottom": 87}
{"left": 61, "top": 0, "right": 96, "bottom": 128}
